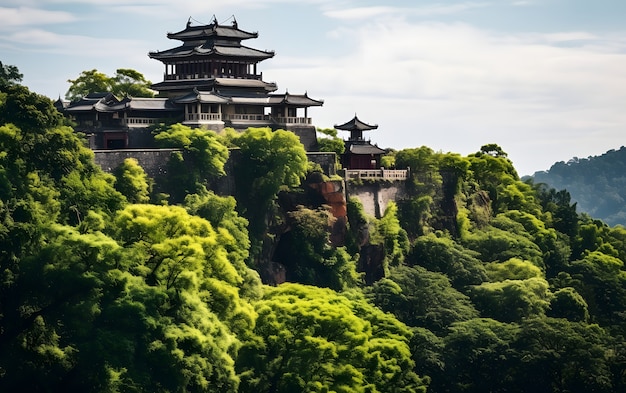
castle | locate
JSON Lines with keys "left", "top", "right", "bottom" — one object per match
{"left": 57, "top": 16, "right": 407, "bottom": 214}
{"left": 57, "top": 16, "right": 323, "bottom": 152}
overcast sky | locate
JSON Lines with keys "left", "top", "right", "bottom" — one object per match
{"left": 2, "top": 0, "right": 625, "bottom": 176}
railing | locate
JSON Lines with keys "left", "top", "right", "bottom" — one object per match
{"left": 226, "top": 114, "right": 270, "bottom": 122}
{"left": 164, "top": 73, "right": 262, "bottom": 80}
{"left": 343, "top": 168, "right": 409, "bottom": 181}
{"left": 185, "top": 113, "right": 222, "bottom": 121}
{"left": 123, "top": 118, "right": 159, "bottom": 127}
{"left": 181, "top": 113, "right": 312, "bottom": 124}
{"left": 274, "top": 117, "right": 312, "bottom": 125}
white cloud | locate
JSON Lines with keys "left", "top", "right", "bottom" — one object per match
{"left": 265, "top": 19, "right": 626, "bottom": 175}
{"left": 325, "top": 2, "right": 491, "bottom": 20}
{"left": 324, "top": 6, "right": 403, "bottom": 20}
{"left": 0, "top": 6, "right": 75, "bottom": 28}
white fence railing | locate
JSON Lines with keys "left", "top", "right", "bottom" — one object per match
{"left": 274, "top": 117, "right": 312, "bottom": 125}
{"left": 343, "top": 169, "right": 409, "bottom": 181}
{"left": 185, "top": 113, "right": 222, "bottom": 121}
{"left": 227, "top": 114, "right": 270, "bottom": 122}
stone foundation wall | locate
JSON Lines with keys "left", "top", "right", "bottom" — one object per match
{"left": 93, "top": 148, "right": 178, "bottom": 179}
{"left": 345, "top": 181, "right": 410, "bottom": 218}
{"left": 93, "top": 149, "right": 337, "bottom": 195}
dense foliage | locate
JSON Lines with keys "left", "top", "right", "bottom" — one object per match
{"left": 532, "top": 146, "right": 626, "bottom": 226}
{"left": 2, "top": 67, "right": 626, "bottom": 392}
{"left": 65, "top": 69, "right": 155, "bottom": 100}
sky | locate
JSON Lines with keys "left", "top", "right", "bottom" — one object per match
{"left": 2, "top": 0, "right": 626, "bottom": 176}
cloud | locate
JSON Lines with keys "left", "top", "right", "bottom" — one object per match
{"left": 265, "top": 19, "right": 626, "bottom": 175}
{"left": 0, "top": 6, "right": 75, "bottom": 28}
{"left": 324, "top": 6, "right": 403, "bottom": 20}
{"left": 325, "top": 2, "right": 491, "bottom": 20}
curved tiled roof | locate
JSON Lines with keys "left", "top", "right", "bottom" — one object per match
{"left": 112, "top": 97, "right": 179, "bottom": 111}
{"left": 173, "top": 90, "right": 229, "bottom": 104}
{"left": 150, "top": 18, "right": 274, "bottom": 61}
{"left": 349, "top": 143, "right": 386, "bottom": 155}
{"left": 167, "top": 21, "right": 258, "bottom": 41}
{"left": 334, "top": 115, "right": 378, "bottom": 131}
{"left": 149, "top": 44, "right": 274, "bottom": 61}
{"left": 150, "top": 78, "right": 278, "bottom": 93}
{"left": 268, "top": 92, "right": 324, "bottom": 106}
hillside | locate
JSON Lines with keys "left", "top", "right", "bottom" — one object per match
{"left": 531, "top": 146, "right": 626, "bottom": 226}
{"left": 2, "top": 71, "right": 626, "bottom": 392}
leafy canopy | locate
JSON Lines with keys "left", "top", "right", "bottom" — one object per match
{"left": 66, "top": 68, "right": 155, "bottom": 100}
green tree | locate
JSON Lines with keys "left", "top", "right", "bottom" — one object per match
{"left": 66, "top": 69, "right": 112, "bottom": 100}
{"left": 468, "top": 145, "right": 518, "bottom": 209}
{"left": 408, "top": 233, "right": 487, "bottom": 288}
{"left": 439, "top": 318, "right": 520, "bottom": 393}
{"left": 535, "top": 183, "right": 579, "bottom": 238}
{"left": 110, "top": 68, "right": 155, "bottom": 98}
{"left": 154, "top": 123, "right": 229, "bottom": 202}
{"left": 274, "top": 205, "right": 359, "bottom": 290}
{"left": 395, "top": 146, "right": 442, "bottom": 193}
{"left": 366, "top": 265, "right": 479, "bottom": 335}
{"left": 0, "top": 83, "right": 65, "bottom": 131}
{"left": 316, "top": 127, "right": 345, "bottom": 156}
{"left": 66, "top": 68, "right": 155, "bottom": 100}
{"left": 0, "top": 84, "right": 123, "bottom": 228}
{"left": 231, "top": 127, "right": 308, "bottom": 239}
{"left": 469, "top": 277, "right": 552, "bottom": 322}
{"left": 0, "top": 213, "right": 253, "bottom": 391}
{"left": 0, "top": 61, "right": 23, "bottom": 88}
{"left": 547, "top": 287, "right": 590, "bottom": 322}
{"left": 113, "top": 158, "right": 151, "bottom": 203}
{"left": 462, "top": 218, "right": 545, "bottom": 268}
{"left": 484, "top": 257, "right": 544, "bottom": 281}
{"left": 514, "top": 317, "right": 615, "bottom": 393}
{"left": 237, "top": 283, "right": 427, "bottom": 393}
{"left": 564, "top": 250, "right": 626, "bottom": 328}
{"left": 371, "top": 201, "right": 410, "bottom": 268}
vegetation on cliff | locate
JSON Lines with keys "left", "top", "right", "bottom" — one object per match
{"left": 2, "top": 67, "right": 626, "bottom": 392}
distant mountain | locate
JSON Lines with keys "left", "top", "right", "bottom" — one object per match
{"left": 530, "top": 146, "right": 626, "bottom": 226}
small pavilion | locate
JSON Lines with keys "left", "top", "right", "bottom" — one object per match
{"left": 335, "top": 115, "right": 386, "bottom": 170}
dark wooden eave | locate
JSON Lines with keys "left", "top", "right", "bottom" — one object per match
{"left": 334, "top": 115, "right": 378, "bottom": 131}
{"left": 151, "top": 78, "right": 278, "bottom": 94}
{"left": 167, "top": 19, "right": 258, "bottom": 41}
{"left": 268, "top": 92, "right": 324, "bottom": 107}
{"left": 148, "top": 45, "right": 274, "bottom": 61}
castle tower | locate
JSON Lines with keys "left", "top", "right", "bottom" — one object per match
{"left": 148, "top": 16, "right": 323, "bottom": 142}
{"left": 335, "top": 115, "right": 385, "bottom": 169}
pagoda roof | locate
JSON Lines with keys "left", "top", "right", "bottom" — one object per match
{"left": 110, "top": 97, "right": 179, "bottom": 111}
{"left": 149, "top": 44, "right": 274, "bottom": 61}
{"left": 173, "top": 89, "right": 229, "bottom": 104}
{"left": 348, "top": 143, "right": 386, "bottom": 155}
{"left": 167, "top": 18, "right": 258, "bottom": 41}
{"left": 172, "top": 89, "right": 323, "bottom": 108}
{"left": 149, "top": 17, "right": 274, "bottom": 62}
{"left": 151, "top": 78, "right": 278, "bottom": 94}
{"left": 64, "top": 94, "right": 183, "bottom": 113}
{"left": 64, "top": 92, "right": 120, "bottom": 112}
{"left": 268, "top": 92, "right": 324, "bottom": 106}
{"left": 334, "top": 115, "right": 378, "bottom": 132}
